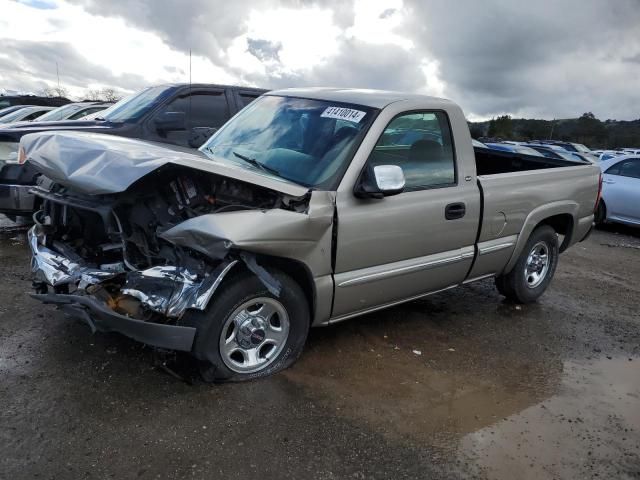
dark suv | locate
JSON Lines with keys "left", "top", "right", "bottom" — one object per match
{"left": 0, "top": 83, "right": 267, "bottom": 219}
{"left": 0, "top": 95, "right": 71, "bottom": 109}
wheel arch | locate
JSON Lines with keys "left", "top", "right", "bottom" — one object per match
{"left": 502, "top": 202, "right": 578, "bottom": 274}
{"left": 216, "top": 253, "right": 318, "bottom": 325}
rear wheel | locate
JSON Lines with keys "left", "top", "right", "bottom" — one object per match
{"left": 495, "top": 225, "right": 559, "bottom": 303}
{"left": 594, "top": 200, "right": 607, "bottom": 226}
{"left": 184, "top": 269, "right": 310, "bottom": 382}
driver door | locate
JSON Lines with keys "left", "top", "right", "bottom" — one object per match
{"left": 332, "top": 111, "right": 480, "bottom": 319}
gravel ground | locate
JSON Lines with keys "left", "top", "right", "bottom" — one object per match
{"left": 0, "top": 215, "right": 638, "bottom": 479}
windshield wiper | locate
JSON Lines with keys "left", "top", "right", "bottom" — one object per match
{"left": 232, "top": 151, "right": 281, "bottom": 176}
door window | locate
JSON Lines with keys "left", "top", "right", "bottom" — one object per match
{"left": 367, "top": 111, "right": 456, "bottom": 190}
{"left": 238, "top": 93, "right": 261, "bottom": 108}
{"left": 606, "top": 158, "right": 640, "bottom": 179}
{"left": 158, "top": 91, "right": 230, "bottom": 129}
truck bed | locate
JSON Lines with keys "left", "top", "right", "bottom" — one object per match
{"left": 466, "top": 147, "right": 600, "bottom": 282}
{"left": 474, "top": 147, "right": 586, "bottom": 176}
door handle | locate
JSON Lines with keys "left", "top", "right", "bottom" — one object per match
{"left": 603, "top": 180, "right": 615, "bottom": 184}
{"left": 445, "top": 202, "right": 466, "bottom": 220}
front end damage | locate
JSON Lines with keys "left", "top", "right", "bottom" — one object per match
{"left": 25, "top": 134, "right": 334, "bottom": 351}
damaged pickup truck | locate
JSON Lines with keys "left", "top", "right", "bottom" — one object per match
{"left": 23, "top": 88, "right": 601, "bottom": 382}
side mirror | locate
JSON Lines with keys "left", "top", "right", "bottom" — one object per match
{"left": 355, "top": 164, "right": 405, "bottom": 199}
{"left": 154, "top": 111, "right": 186, "bottom": 132}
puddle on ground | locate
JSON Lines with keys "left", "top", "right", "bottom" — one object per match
{"left": 458, "top": 356, "right": 640, "bottom": 479}
{"left": 283, "top": 295, "right": 565, "bottom": 450}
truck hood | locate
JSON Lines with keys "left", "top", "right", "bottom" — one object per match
{"left": 20, "top": 131, "right": 310, "bottom": 197}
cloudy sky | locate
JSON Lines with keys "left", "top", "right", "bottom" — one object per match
{"left": 1, "top": 0, "right": 639, "bottom": 120}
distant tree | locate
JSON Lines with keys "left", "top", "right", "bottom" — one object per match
{"left": 468, "top": 123, "right": 485, "bottom": 139}
{"left": 100, "top": 88, "right": 121, "bottom": 102}
{"left": 41, "top": 85, "right": 69, "bottom": 98}
{"left": 85, "top": 89, "right": 103, "bottom": 101}
{"left": 572, "top": 112, "right": 607, "bottom": 146}
{"left": 487, "top": 115, "right": 513, "bottom": 138}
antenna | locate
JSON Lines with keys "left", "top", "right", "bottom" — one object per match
{"left": 188, "top": 49, "right": 192, "bottom": 129}
{"left": 56, "top": 61, "right": 60, "bottom": 90}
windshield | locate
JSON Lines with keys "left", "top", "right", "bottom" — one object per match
{"left": 574, "top": 143, "right": 591, "bottom": 153}
{"left": 515, "top": 146, "right": 544, "bottom": 156}
{"left": 98, "top": 86, "right": 174, "bottom": 122}
{"left": 200, "top": 95, "right": 378, "bottom": 189}
{"left": 36, "top": 103, "right": 85, "bottom": 121}
{"left": 0, "top": 107, "right": 39, "bottom": 122}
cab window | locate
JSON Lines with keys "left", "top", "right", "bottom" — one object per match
{"left": 367, "top": 111, "right": 456, "bottom": 190}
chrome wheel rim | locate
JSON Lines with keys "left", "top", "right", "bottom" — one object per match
{"left": 219, "top": 297, "right": 290, "bottom": 374}
{"left": 524, "top": 241, "right": 550, "bottom": 288}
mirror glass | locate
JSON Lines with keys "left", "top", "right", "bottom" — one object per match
{"left": 374, "top": 165, "right": 405, "bottom": 192}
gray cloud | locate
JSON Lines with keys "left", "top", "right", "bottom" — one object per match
{"left": 0, "top": 39, "right": 152, "bottom": 96}
{"left": 6, "top": 0, "right": 640, "bottom": 119}
{"left": 249, "top": 39, "right": 429, "bottom": 93}
{"left": 247, "top": 38, "right": 282, "bottom": 62}
{"left": 404, "top": 0, "right": 640, "bottom": 119}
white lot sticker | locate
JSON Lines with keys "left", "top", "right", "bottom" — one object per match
{"left": 321, "top": 106, "right": 367, "bottom": 123}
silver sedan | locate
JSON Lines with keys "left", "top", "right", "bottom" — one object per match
{"left": 596, "top": 155, "right": 640, "bottom": 227}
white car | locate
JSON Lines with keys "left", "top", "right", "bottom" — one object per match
{"left": 596, "top": 155, "right": 640, "bottom": 227}
{"left": 0, "top": 106, "right": 53, "bottom": 124}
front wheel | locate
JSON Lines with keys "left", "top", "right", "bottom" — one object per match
{"left": 184, "top": 269, "right": 310, "bottom": 382}
{"left": 495, "top": 225, "right": 559, "bottom": 303}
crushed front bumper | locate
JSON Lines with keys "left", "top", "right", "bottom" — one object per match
{"left": 31, "top": 293, "right": 197, "bottom": 351}
{"left": 28, "top": 226, "right": 236, "bottom": 351}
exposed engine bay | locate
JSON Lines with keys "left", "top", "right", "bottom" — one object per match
{"left": 30, "top": 165, "right": 309, "bottom": 325}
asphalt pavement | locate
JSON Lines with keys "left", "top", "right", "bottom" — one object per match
{"left": 0, "top": 215, "right": 638, "bottom": 479}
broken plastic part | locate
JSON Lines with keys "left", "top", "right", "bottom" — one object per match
{"left": 29, "top": 226, "right": 119, "bottom": 288}
{"left": 121, "top": 260, "right": 238, "bottom": 318}
{"left": 239, "top": 252, "right": 281, "bottom": 297}
{"left": 29, "top": 225, "right": 239, "bottom": 319}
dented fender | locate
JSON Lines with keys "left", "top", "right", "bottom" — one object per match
{"left": 160, "top": 190, "right": 336, "bottom": 276}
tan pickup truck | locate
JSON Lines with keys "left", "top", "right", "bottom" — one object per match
{"left": 23, "top": 88, "right": 601, "bottom": 381}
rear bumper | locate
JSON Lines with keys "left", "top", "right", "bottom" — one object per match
{"left": 0, "top": 183, "right": 36, "bottom": 215}
{"left": 31, "top": 293, "right": 196, "bottom": 351}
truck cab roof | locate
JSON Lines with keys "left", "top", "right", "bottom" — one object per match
{"left": 267, "top": 87, "right": 456, "bottom": 110}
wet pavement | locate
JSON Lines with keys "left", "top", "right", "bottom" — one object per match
{"left": 0, "top": 214, "right": 638, "bottom": 479}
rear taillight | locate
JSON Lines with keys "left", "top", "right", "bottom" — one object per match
{"left": 594, "top": 172, "right": 603, "bottom": 213}
{"left": 17, "top": 146, "right": 26, "bottom": 165}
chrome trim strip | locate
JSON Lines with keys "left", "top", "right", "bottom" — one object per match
{"left": 478, "top": 242, "right": 514, "bottom": 255}
{"left": 329, "top": 284, "right": 458, "bottom": 324}
{"left": 337, "top": 251, "right": 472, "bottom": 288}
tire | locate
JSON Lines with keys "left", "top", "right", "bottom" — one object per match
{"left": 494, "top": 225, "right": 559, "bottom": 304}
{"left": 183, "top": 269, "right": 310, "bottom": 383}
{"left": 594, "top": 200, "right": 606, "bottom": 226}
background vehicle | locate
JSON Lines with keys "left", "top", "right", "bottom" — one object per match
{"left": 541, "top": 140, "right": 592, "bottom": 154}
{"left": 23, "top": 88, "right": 600, "bottom": 382}
{"left": 485, "top": 142, "right": 545, "bottom": 157}
{"left": 0, "top": 83, "right": 267, "bottom": 219}
{"left": 595, "top": 155, "right": 640, "bottom": 226}
{"left": 0, "top": 105, "right": 36, "bottom": 119}
{"left": 593, "top": 150, "right": 622, "bottom": 161}
{"left": 526, "top": 143, "right": 588, "bottom": 162}
{"left": 0, "top": 106, "right": 54, "bottom": 124}
{"left": 24, "top": 102, "right": 112, "bottom": 123}
{"left": 0, "top": 94, "right": 70, "bottom": 109}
